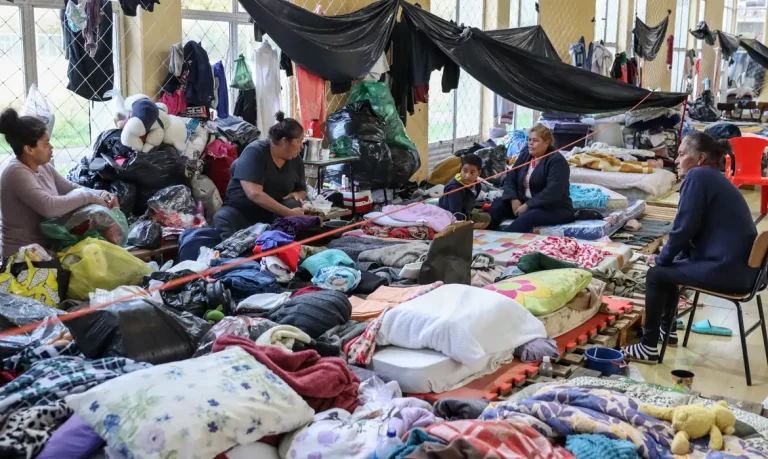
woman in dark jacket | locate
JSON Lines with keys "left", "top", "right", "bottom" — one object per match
{"left": 488, "top": 124, "right": 574, "bottom": 232}
{"left": 623, "top": 132, "right": 759, "bottom": 363}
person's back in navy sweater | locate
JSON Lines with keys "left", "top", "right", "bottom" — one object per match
{"left": 624, "top": 132, "right": 759, "bottom": 363}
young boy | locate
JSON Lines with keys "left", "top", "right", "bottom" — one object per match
{"left": 438, "top": 153, "right": 492, "bottom": 229}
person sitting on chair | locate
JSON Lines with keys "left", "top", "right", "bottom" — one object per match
{"left": 623, "top": 132, "right": 759, "bottom": 364}
{"left": 487, "top": 124, "right": 574, "bottom": 232}
{"left": 438, "top": 153, "right": 492, "bottom": 229}
{"left": 213, "top": 112, "right": 306, "bottom": 238}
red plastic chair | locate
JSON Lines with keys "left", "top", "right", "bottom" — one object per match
{"left": 727, "top": 137, "right": 768, "bottom": 215}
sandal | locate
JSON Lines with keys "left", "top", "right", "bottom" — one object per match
{"left": 691, "top": 319, "right": 732, "bottom": 336}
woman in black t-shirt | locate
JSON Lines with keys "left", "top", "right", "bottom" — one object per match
{"left": 213, "top": 112, "right": 306, "bottom": 238}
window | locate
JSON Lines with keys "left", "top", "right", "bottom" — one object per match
{"left": 595, "top": 0, "right": 619, "bottom": 55}
{"left": 0, "top": 0, "right": 121, "bottom": 172}
{"left": 427, "top": 0, "right": 482, "bottom": 150}
{"left": 736, "top": 0, "right": 766, "bottom": 40}
{"left": 508, "top": 0, "right": 537, "bottom": 130}
{"left": 182, "top": 0, "right": 291, "bottom": 117}
{"left": 671, "top": 0, "right": 692, "bottom": 92}
{"left": 635, "top": 0, "right": 647, "bottom": 22}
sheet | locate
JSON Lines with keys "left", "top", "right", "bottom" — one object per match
{"left": 533, "top": 200, "right": 646, "bottom": 240}
{"left": 370, "top": 346, "right": 477, "bottom": 393}
{"left": 569, "top": 167, "right": 677, "bottom": 200}
{"left": 571, "top": 184, "right": 629, "bottom": 210}
{"left": 472, "top": 231, "right": 632, "bottom": 271}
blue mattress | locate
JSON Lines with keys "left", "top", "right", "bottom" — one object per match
{"left": 533, "top": 200, "right": 646, "bottom": 240}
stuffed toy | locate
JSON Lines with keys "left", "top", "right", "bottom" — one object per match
{"left": 119, "top": 94, "right": 187, "bottom": 153}
{"left": 640, "top": 401, "right": 736, "bottom": 454}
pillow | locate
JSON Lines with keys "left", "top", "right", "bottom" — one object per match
{"left": 36, "top": 414, "right": 104, "bottom": 459}
{"left": 376, "top": 284, "right": 547, "bottom": 370}
{"left": 65, "top": 347, "right": 314, "bottom": 459}
{"left": 485, "top": 269, "right": 592, "bottom": 316}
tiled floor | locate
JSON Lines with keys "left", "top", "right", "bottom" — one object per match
{"left": 635, "top": 187, "right": 768, "bottom": 403}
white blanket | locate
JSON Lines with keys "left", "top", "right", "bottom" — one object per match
{"left": 569, "top": 166, "right": 677, "bottom": 199}
{"left": 364, "top": 211, "right": 426, "bottom": 227}
{"left": 376, "top": 284, "right": 546, "bottom": 372}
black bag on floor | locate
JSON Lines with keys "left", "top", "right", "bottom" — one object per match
{"left": 0, "top": 295, "right": 66, "bottom": 358}
{"left": 109, "top": 181, "right": 137, "bottom": 218}
{"left": 127, "top": 219, "right": 162, "bottom": 249}
{"left": 390, "top": 147, "right": 421, "bottom": 188}
{"left": 64, "top": 298, "right": 211, "bottom": 365}
{"left": 418, "top": 221, "right": 473, "bottom": 285}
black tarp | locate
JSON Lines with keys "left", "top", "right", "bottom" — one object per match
{"left": 399, "top": 1, "right": 686, "bottom": 113}
{"left": 633, "top": 15, "right": 669, "bottom": 61}
{"left": 239, "top": 0, "right": 686, "bottom": 113}
{"left": 690, "top": 21, "right": 717, "bottom": 46}
{"left": 237, "top": 0, "right": 398, "bottom": 82}
{"left": 717, "top": 30, "right": 741, "bottom": 59}
{"left": 485, "top": 25, "right": 561, "bottom": 61}
{"left": 740, "top": 39, "right": 768, "bottom": 69}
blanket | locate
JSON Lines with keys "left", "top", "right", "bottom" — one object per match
{"left": 362, "top": 223, "right": 435, "bottom": 240}
{"left": 381, "top": 203, "right": 455, "bottom": 232}
{"left": 328, "top": 237, "right": 409, "bottom": 262}
{"left": 0, "top": 400, "right": 72, "bottom": 459}
{"left": 212, "top": 335, "right": 361, "bottom": 412}
{"left": 480, "top": 385, "right": 767, "bottom": 459}
{"left": 358, "top": 242, "right": 430, "bottom": 269}
{"left": 569, "top": 152, "right": 653, "bottom": 174}
{"left": 570, "top": 184, "right": 611, "bottom": 209}
{"left": 507, "top": 236, "right": 610, "bottom": 269}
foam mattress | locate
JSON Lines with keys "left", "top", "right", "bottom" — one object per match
{"left": 370, "top": 347, "right": 477, "bottom": 394}
{"left": 533, "top": 200, "right": 646, "bottom": 240}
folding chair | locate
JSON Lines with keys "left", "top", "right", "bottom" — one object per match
{"left": 658, "top": 232, "right": 768, "bottom": 386}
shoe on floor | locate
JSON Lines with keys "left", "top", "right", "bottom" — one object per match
{"left": 691, "top": 319, "right": 732, "bottom": 336}
{"left": 622, "top": 343, "right": 658, "bottom": 365}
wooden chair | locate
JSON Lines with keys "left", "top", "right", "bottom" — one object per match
{"left": 658, "top": 232, "right": 768, "bottom": 386}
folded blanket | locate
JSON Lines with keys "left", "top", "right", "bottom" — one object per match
{"left": 570, "top": 184, "right": 611, "bottom": 209}
{"left": 328, "top": 237, "right": 408, "bottom": 262}
{"left": 254, "top": 324, "right": 312, "bottom": 352}
{"left": 358, "top": 242, "right": 430, "bottom": 269}
{"left": 569, "top": 152, "right": 653, "bottom": 174}
{"left": 362, "top": 223, "right": 435, "bottom": 240}
{"left": 212, "top": 335, "right": 361, "bottom": 412}
{"left": 509, "top": 237, "right": 610, "bottom": 269}
{"left": 312, "top": 266, "right": 361, "bottom": 292}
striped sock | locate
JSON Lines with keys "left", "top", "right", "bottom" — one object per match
{"left": 623, "top": 342, "right": 658, "bottom": 362}
{"left": 659, "top": 327, "right": 678, "bottom": 345}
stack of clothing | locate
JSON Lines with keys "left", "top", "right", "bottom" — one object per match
{"left": 355, "top": 204, "right": 455, "bottom": 240}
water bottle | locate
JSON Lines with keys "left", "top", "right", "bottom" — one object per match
{"left": 374, "top": 429, "right": 402, "bottom": 459}
{"left": 539, "top": 355, "right": 553, "bottom": 377}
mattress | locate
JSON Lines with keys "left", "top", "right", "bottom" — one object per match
{"left": 571, "top": 184, "right": 629, "bottom": 210}
{"left": 533, "top": 200, "right": 646, "bottom": 240}
{"left": 539, "top": 298, "right": 602, "bottom": 338}
{"left": 569, "top": 167, "right": 677, "bottom": 201}
{"left": 472, "top": 231, "right": 633, "bottom": 271}
{"left": 370, "top": 346, "right": 478, "bottom": 394}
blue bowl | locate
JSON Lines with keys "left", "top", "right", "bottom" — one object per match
{"left": 584, "top": 347, "right": 625, "bottom": 376}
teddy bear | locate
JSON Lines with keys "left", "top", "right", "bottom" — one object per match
{"left": 640, "top": 401, "right": 736, "bottom": 455}
{"left": 119, "top": 94, "right": 187, "bottom": 153}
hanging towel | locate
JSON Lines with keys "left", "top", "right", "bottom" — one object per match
{"left": 253, "top": 40, "right": 282, "bottom": 138}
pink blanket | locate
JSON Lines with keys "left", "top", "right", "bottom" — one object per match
{"left": 508, "top": 236, "right": 610, "bottom": 269}
{"left": 381, "top": 203, "right": 455, "bottom": 232}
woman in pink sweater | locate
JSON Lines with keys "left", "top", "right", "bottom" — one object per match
{"left": 0, "top": 108, "right": 117, "bottom": 259}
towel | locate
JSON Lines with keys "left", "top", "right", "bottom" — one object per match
{"left": 255, "top": 324, "right": 312, "bottom": 352}
{"left": 212, "top": 335, "right": 360, "bottom": 412}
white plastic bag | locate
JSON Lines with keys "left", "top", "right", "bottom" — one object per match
{"left": 104, "top": 89, "right": 127, "bottom": 127}
{"left": 22, "top": 84, "right": 55, "bottom": 135}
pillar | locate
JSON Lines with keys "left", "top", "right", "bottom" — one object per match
{"left": 123, "top": 0, "right": 183, "bottom": 98}
{"left": 643, "top": 0, "right": 676, "bottom": 91}
{"left": 699, "top": 0, "right": 725, "bottom": 93}
{"left": 480, "top": 0, "right": 510, "bottom": 140}
{"left": 539, "top": 0, "right": 596, "bottom": 62}
{"left": 617, "top": 0, "right": 636, "bottom": 53}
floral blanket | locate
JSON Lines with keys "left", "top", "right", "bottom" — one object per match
{"left": 480, "top": 385, "right": 767, "bottom": 459}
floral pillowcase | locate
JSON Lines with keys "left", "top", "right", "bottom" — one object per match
{"left": 485, "top": 268, "right": 592, "bottom": 316}
{"left": 66, "top": 347, "right": 314, "bottom": 459}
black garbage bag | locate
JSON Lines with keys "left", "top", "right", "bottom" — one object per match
{"left": 64, "top": 298, "right": 211, "bottom": 365}
{"left": 109, "top": 181, "right": 137, "bottom": 217}
{"left": 690, "top": 21, "right": 716, "bottom": 46}
{"left": 688, "top": 90, "right": 720, "bottom": 122}
{"left": 94, "top": 128, "right": 131, "bottom": 160}
{"left": 326, "top": 100, "right": 393, "bottom": 189}
{"left": 127, "top": 219, "right": 162, "bottom": 249}
{"left": 0, "top": 294, "right": 67, "bottom": 358}
{"left": 117, "top": 144, "right": 187, "bottom": 214}
{"left": 390, "top": 147, "right": 420, "bottom": 188}
{"left": 148, "top": 185, "right": 197, "bottom": 216}
{"left": 67, "top": 157, "right": 100, "bottom": 188}
{"left": 144, "top": 270, "right": 231, "bottom": 317}
{"left": 474, "top": 144, "right": 508, "bottom": 186}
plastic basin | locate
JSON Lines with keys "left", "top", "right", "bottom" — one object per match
{"left": 584, "top": 347, "right": 624, "bottom": 376}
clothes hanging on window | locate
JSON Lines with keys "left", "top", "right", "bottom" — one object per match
{"left": 569, "top": 37, "right": 586, "bottom": 68}
{"left": 213, "top": 61, "right": 229, "bottom": 118}
{"left": 364, "top": 53, "right": 390, "bottom": 81}
{"left": 585, "top": 41, "right": 594, "bottom": 72}
{"left": 184, "top": 41, "right": 215, "bottom": 107}
{"left": 666, "top": 35, "right": 674, "bottom": 69}
{"left": 253, "top": 40, "right": 282, "bottom": 137}
{"left": 632, "top": 15, "right": 669, "bottom": 61}
{"left": 280, "top": 51, "right": 293, "bottom": 77}
{"left": 296, "top": 66, "right": 326, "bottom": 127}
{"left": 234, "top": 89, "right": 257, "bottom": 126}
{"left": 118, "top": 0, "right": 159, "bottom": 16}
{"left": 60, "top": 0, "right": 114, "bottom": 101}
{"left": 591, "top": 42, "right": 612, "bottom": 77}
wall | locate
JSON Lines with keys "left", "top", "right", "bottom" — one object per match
{"left": 539, "top": 0, "right": 596, "bottom": 62}
{"left": 700, "top": 0, "right": 725, "bottom": 93}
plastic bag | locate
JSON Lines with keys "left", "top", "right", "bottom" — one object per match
{"left": 0, "top": 253, "right": 69, "bottom": 306}
{"left": 144, "top": 269, "right": 211, "bottom": 318}
{"left": 93, "top": 128, "right": 131, "bottom": 160}
{"left": 66, "top": 157, "right": 100, "bottom": 188}
{"left": 505, "top": 130, "right": 528, "bottom": 160}
{"left": 22, "top": 83, "right": 55, "bottom": 135}
{"left": 0, "top": 294, "right": 66, "bottom": 358}
{"left": 41, "top": 203, "right": 129, "bottom": 248}
{"left": 104, "top": 88, "right": 128, "bottom": 127}
{"left": 64, "top": 298, "right": 211, "bottom": 365}
{"left": 231, "top": 54, "right": 255, "bottom": 90}
{"left": 389, "top": 147, "right": 421, "bottom": 188}
{"left": 326, "top": 100, "right": 392, "bottom": 189}
{"left": 148, "top": 185, "right": 205, "bottom": 229}
{"left": 109, "top": 181, "right": 137, "bottom": 218}
{"left": 348, "top": 81, "right": 417, "bottom": 152}
{"left": 127, "top": 219, "right": 162, "bottom": 248}
{"left": 473, "top": 144, "right": 508, "bottom": 186}
{"left": 193, "top": 316, "right": 272, "bottom": 357}
{"left": 60, "top": 238, "right": 154, "bottom": 300}
{"left": 116, "top": 144, "right": 187, "bottom": 215}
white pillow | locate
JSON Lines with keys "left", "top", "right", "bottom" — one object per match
{"left": 66, "top": 347, "right": 314, "bottom": 459}
{"left": 376, "top": 284, "right": 547, "bottom": 371}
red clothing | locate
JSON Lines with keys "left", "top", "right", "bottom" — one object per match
{"left": 666, "top": 35, "right": 674, "bottom": 68}
{"left": 212, "top": 335, "right": 361, "bottom": 412}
